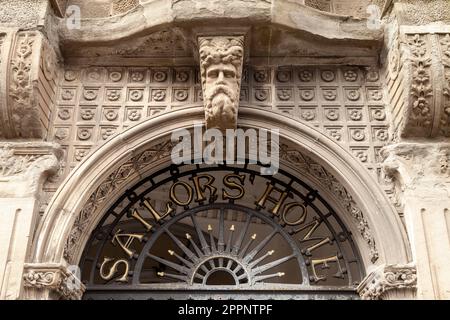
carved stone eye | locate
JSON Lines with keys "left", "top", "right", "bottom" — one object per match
{"left": 224, "top": 70, "right": 235, "bottom": 78}
{"left": 207, "top": 70, "right": 219, "bottom": 78}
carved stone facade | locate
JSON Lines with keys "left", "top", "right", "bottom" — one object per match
{"left": 0, "top": 0, "right": 449, "bottom": 300}
{"left": 23, "top": 263, "right": 85, "bottom": 300}
{"left": 47, "top": 63, "right": 387, "bottom": 188}
{"left": 357, "top": 264, "right": 417, "bottom": 299}
{"left": 0, "top": 30, "right": 59, "bottom": 139}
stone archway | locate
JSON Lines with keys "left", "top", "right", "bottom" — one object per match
{"left": 24, "top": 107, "right": 412, "bottom": 299}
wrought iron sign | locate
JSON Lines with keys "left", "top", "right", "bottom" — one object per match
{"left": 80, "top": 163, "right": 363, "bottom": 299}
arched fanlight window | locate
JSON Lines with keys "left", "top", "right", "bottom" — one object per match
{"left": 80, "top": 163, "right": 363, "bottom": 300}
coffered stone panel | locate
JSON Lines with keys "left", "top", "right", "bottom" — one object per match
{"left": 45, "top": 64, "right": 388, "bottom": 195}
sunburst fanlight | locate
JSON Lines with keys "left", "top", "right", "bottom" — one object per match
{"left": 146, "top": 209, "right": 296, "bottom": 286}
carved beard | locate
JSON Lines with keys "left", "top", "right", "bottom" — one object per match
{"left": 205, "top": 84, "right": 237, "bottom": 130}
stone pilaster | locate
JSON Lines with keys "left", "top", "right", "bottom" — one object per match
{"left": 357, "top": 264, "right": 417, "bottom": 300}
{"left": 382, "top": 143, "right": 450, "bottom": 299}
{"left": 0, "top": 142, "right": 61, "bottom": 299}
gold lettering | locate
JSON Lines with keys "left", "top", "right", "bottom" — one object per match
{"left": 256, "top": 183, "right": 290, "bottom": 215}
{"left": 142, "top": 199, "right": 174, "bottom": 222}
{"left": 310, "top": 255, "right": 343, "bottom": 282}
{"left": 191, "top": 174, "right": 217, "bottom": 202}
{"left": 169, "top": 181, "right": 193, "bottom": 206}
{"left": 99, "top": 257, "right": 129, "bottom": 282}
{"left": 281, "top": 202, "right": 307, "bottom": 226}
{"left": 112, "top": 229, "right": 144, "bottom": 258}
{"left": 297, "top": 219, "right": 332, "bottom": 256}
{"left": 128, "top": 208, "right": 153, "bottom": 231}
{"left": 222, "top": 174, "right": 245, "bottom": 200}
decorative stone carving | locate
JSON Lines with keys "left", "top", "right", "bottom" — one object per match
{"left": 382, "top": 143, "right": 450, "bottom": 188}
{"left": 198, "top": 36, "right": 244, "bottom": 131}
{"left": 280, "top": 145, "right": 379, "bottom": 263}
{"left": 23, "top": 263, "right": 85, "bottom": 300}
{"left": 389, "top": 28, "right": 450, "bottom": 138}
{"left": 404, "top": 34, "right": 433, "bottom": 134}
{"left": 0, "top": 142, "right": 62, "bottom": 198}
{"left": 357, "top": 264, "right": 417, "bottom": 300}
{"left": 440, "top": 34, "right": 450, "bottom": 136}
{"left": 0, "top": 30, "right": 59, "bottom": 139}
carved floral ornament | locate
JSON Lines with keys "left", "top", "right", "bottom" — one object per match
{"left": 199, "top": 36, "right": 244, "bottom": 131}
{"left": 357, "top": 264, "right": 417, "bottom": 300}
{"left": 23, "top": 263, "right": 85, "bottom": 300}
{"left": 0, "top": 30, "right": 58, "bottom": 139}
{"left": 63, "top": 139, "right": 378, "bottom": 265}
{"left": 396, "top": 31, "right": 450, "bottom": 137}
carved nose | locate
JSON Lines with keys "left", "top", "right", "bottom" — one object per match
{"left": 217, "top": 71, "right": 225, "bottom": 82}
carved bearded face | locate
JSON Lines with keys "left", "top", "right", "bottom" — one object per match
{"left": 204, "top": 62, "right": 239, "bottom": 130}
{"left": 199, "top": 36, "right": 244, "bottom": 131}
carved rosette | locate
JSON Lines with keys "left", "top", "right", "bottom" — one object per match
{"left": 23, "top": 264, "right": 85, "bottom": 300}
{"left": 0, "top": 30, "right": 58, "bottom": 139}
{"left": 357, "top": 264, "right": 417, "bottom": 300}
{"left": 198, "top": 36, "right": 244, "bottom": 131}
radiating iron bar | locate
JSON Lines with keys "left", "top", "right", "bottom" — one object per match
{"left": 252, "top": 254, "right": 296, "bottom": 276}
{"left": 232, "top": 214, "right": 251, "bottom": 255}
{"left": 191, "top": 214, "right": 211, "bottom": 255}
{"left": 218, "top": 209, "right": 225, "bottom": 252}
{"left": 165, "top": 230, "right": 199, "bottom": 263}
{"left": 248, "top": 250, "right": 275, "bottom": 268}
{"left": 243, "top": 230, "right": 277, "bottom": 264}
{"left": 253, "top": 272, "right": 285, "bottom": 283}
{"left": 147, "top": 253, "right": 190, "bottom": 275}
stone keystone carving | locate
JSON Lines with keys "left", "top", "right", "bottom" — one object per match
{"left": 199, "top": 36, "right": 244, "bottom": 131}
{"left": 357, "top": 264, "right": 417, "bottom": 300}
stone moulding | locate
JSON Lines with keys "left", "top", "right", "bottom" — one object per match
{"left": 58, "top": 0, "right": 382, "bottom": 46}
{"left": 357, "top": 264, "right": 417, "bottom": 300}
{"left": 23, "top": 263, "right": 85, "bottom": 300}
